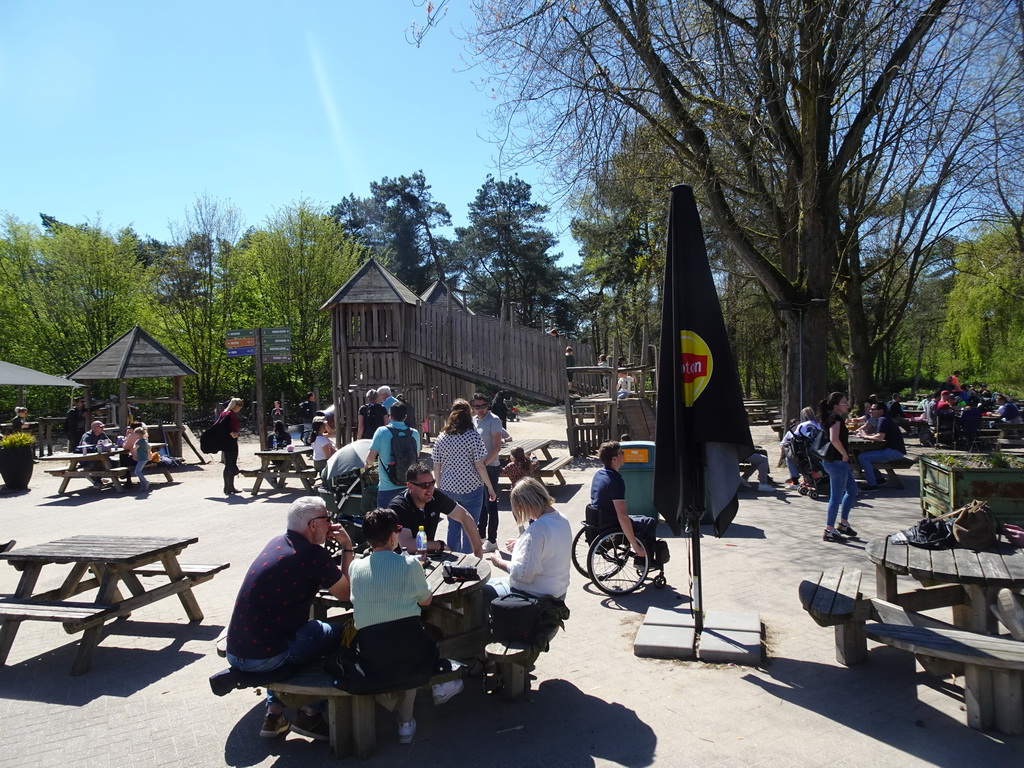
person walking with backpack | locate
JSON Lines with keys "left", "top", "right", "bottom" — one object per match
{"left": 431, "top": 399, "right": 497, "bottom": 553}
{"left": 365, "top": 402, "right": 420, "bottom": 508}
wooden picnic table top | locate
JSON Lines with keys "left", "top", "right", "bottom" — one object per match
{"left": 500, "top": 438, "right": 553, "bottom": 460}
{"left": 255, "top": 445, "right": 314, "bottom": 457}
{"left": 423, "top": 551, "right": 490, "bottom": 601}
{"left": 866, "top": 535, "right": 1024, "bottom": 588}
{"left": 0, "top": 535, "right": 198, "bottom": 566}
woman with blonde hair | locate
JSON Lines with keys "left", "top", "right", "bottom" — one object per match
{"left": 219, "top": 397, "right": 244, "bottom": 496}
{"left": 430, "top": 399, "right": 496, "bottom": 553}
{"left": 488, "top": 477, "right": 572, "bottom": 600}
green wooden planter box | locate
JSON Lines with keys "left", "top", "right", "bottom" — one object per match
{"left": 920, "top": 456, "right": 1024, "bottom": 525}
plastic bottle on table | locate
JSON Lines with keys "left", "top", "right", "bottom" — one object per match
{"left": 416, "top": 526, "right": 428, "bottom": 564}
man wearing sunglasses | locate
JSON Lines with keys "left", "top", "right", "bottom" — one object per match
{"left": 389, "top": 461, "right": 484, "bottom": 558}
{"left": 225, "top": 496, "right": 354, "bottom": 741}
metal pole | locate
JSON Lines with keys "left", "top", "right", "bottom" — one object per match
{"left": 689, "top": 441, "right": 706, "bottom": 635}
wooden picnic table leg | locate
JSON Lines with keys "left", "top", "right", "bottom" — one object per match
{"left": 56, "top": 562, "right": 92, "bottom": 599}
{"left": 327, "top": 694, "right": 353, "bottom": 757}
{"left": 72, "top": 564, "right": 122, "bottom": 675}
{"left": 874, "top": 563, "right": 899, "bottom": 602}
{"left": 160, "top": 554, "right": 204, "bottom": 622}
{"left": 250, "top": 457, "right": 270, "bottom": 496}
{"left": 0, "top": 564, "right": 43, "bottom": 665}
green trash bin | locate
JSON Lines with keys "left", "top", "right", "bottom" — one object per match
{"left": 620, "top": 440, "right": 657, "bottom": 519}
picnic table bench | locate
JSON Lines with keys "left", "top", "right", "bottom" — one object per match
{"left": 534, "top": 455, "right": 573, "bottom": 485}
{"left": 0, "top": 535, "right": 226, "bottom": 674}
{"left": 242, "top": 445, "right": 317, "bottom": 495}
{"left": 39, "top": 444, "right": 172, "bottom": 494}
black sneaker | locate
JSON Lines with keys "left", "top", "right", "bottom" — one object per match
{"left": 876, "top": 476, "right": 888, "bottom": 486}
{"left": 822, "top": 528, "right": 846, "bottom": 543}
{"left": 292, "top": 710, "right": 329, "bottom": 741}
{"left": 836, "top": 523, "right": 858, "bottom": 538}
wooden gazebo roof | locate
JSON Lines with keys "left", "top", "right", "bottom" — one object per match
{"left": 419, "top": 280, "right": 475, "bottom": 314}
{"left": 68, "top": 326, "right": 197, "bottom": 380}
{"left": 320, "top": 258, "right": 421, "bottom": 309}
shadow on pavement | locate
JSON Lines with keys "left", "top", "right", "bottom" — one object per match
{"left": 743, "top": 649, "right": 1020, "bottom": 759}
{"left": 0, "top": 620, "right": 222, "bottom": 704}
{"left": 223, "top": 677, "right": 658, "bottom": 768}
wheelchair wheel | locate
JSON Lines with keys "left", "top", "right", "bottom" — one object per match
{"left": 571, "top": 526, "right": 591, "bottom": 577}
{"left": 587, "top": 530, "right": 649, "bottom": 595}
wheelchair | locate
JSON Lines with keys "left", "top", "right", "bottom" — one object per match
{"left": 571, "top": 504, "right": 668, "bottom": 595}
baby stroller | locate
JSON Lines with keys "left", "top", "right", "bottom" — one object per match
{"left": 318, "top": 439, "right": 376, "bottom": 551}
{"left": 786, "top": 430, "right": 829, "bottom": 499}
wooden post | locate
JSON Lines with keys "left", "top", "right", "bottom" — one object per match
{"left": 254, "top": 328, "right": 267, "bottom": 450}
{"left": 172, "top": 375, "right": 184, "bottom": 456}
{"left": 118, "top": 379, "right": 128, "bottom": 431}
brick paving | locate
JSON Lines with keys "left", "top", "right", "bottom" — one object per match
{"left": 0, "top": 413, "right": 1019, "bottom": 766}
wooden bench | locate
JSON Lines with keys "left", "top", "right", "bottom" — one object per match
{"left": 869, "top": 456, "right": 915, "bottom": 488}
{"left": 535, "top": 456, "right": 573, "bottom": 485}
{"left": 865, "top": 622, "right": 1024, "bottom": 734}
{"left": 267, "top": 664, "right": 462, "bottom": 759}
{"left": 485, "top": 641, "right": 534, "bottom": 699}
{"left": 0, "top": 600, "right": 111, "bottom": 632}
{"left": 45, "top": 467, "right": 130, "bottom": 479}
{"left": 132, "top": 562, "right": 230, "bottom": 585}
{"left": 798, "top": 567, "right": 871, "bottom": 665}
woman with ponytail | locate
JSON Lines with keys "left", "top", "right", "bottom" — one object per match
{"left": 818, "top": 392, "right": 858, "bottom": 543}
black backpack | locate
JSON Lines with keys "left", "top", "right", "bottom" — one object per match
{"left": 363, "top": 402, "right": 387, "bottom": 435}
{"left": 199, "top": 415, "right": 229, "bottom": 454}
{"left": 384, "top": 425, "right": 417, "bottom": 485}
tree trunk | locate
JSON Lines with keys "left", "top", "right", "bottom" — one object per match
{"left": 779, "top": 303, "right": 829, "bottom": 424}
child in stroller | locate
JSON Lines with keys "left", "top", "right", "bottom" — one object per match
{"left": 781, "top": 408, "right": 829, "bottom": 498}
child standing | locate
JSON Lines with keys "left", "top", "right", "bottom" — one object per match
{"left": 133, "top": 426, "right": 151, "bottom": 493}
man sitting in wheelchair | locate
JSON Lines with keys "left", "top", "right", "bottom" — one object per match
{"left": 591, "top": 441, "right": 657, "bottom": 558}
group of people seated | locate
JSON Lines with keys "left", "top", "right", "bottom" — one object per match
{"left": 225, "top": 435, "right": 653, "bottom": 748}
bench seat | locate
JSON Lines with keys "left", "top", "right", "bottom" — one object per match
{"left": 132, "top": 562, "right": 230, "bottom": 584}
{"left": 265, "top": 664, "right": 462, "bottom": 759}
{"left": 45, "top": 467, "right": 131, "bottom": 478}
{"left": 798, "top": 567, "right": 869, "bottom": 665}
{"left": 535, "top": 456, "right": 573, "bottom": 485}
{"left": 865, "top": 623, "right": 1024, "bottom": 734}
{"left": 0, "top": 600, "right": 110, "bottom": 629}
{"left": 868, "top": 456, "right": 915, "bottom": 488}
{"left": 485, "top": 641, "right": 534, "bottom": 699}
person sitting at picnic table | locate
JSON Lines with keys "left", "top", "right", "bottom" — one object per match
{"left": 345, "top": 506, "right": 464, "bottom": 745}
{"left": 389, "top": 461, "right": 484, "bottom": 558}
{"left": 225, "top": 496, "right": 354, "bottom": 742}
{"left": 78, "top": 420, "right": 113, "bottom": 452}
{"left": 500, "top": 446, "right": 538, "bottom": 488}
{"left": 996, "top": 393, "right": 1022, "bottom": 423}
{"left": 590, "top": 440, "right": 653, "bottom": 557}
{"left": 488, "top": 477, "right": 572, "bottom": 600}
{"left": 740, "top": 451, "right": 774, "bottom": 492}
{"left": 10, "top": 406, "right": 29, "bottom": 431}
{"left": 272, "top": 420, "right": 291, "bottom": 449}
{"left": 855, "top": 402, "right": 906, "bottom": 491}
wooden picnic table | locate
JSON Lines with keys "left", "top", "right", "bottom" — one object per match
{"left": 243, "top": 445, "right": 317, "bottom": 496}
{"left": 0, "top": 535, "right": 227, "bottom": 675}
{"left": 500, "top": 438, "right": 554, "bottom": 462}
{"left": 866, "top": 535, "right": 1024, "bottom": 733}
{"left": 37, "top": 444, "right": 171, "bottom": 494}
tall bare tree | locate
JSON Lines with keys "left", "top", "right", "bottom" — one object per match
{"left": 455, "top": 0, "right": 1022, "bottom": 417}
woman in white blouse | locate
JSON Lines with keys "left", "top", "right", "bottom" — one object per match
{"left": 431, "top": 399, "right": 496, "bottom": 553}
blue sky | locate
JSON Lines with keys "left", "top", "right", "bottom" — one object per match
{"left": 0, "top": 1, "right": 578, "bottom": 259}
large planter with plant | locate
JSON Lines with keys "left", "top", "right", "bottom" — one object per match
{"left": 920, "top": 454, "right": 1024, "bottom": 525}
{"left": 0, "top": 432, "right": 36, "bottom": 490}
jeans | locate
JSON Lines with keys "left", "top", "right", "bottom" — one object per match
{"left": 376, "top": 487, "right": 403, "bottom": 508}
{"left": 786, "top": 457, "right": 800, "bottom": 480}
{"left": 227, "top": 619, "right": 342, "bottom": 709}
{"left": 222, "top": 440, "right": 239, "bottom": 492}
{"left": 134, "top": 455, "right": 150, "bottom": 491}
{"left": 742, "top": 452, "right": 769, "bottom": 484}
{"left": 857, "top": 447, "right": 904, "bottom": 486}
{"left": 477, "top": 465, "right": 501, "bottom": 543}
{"left": 445, "top": 487, "right": 483, "bottom": 552}
{"left": 822, "top": 459, "right": 858, "bottom": 528}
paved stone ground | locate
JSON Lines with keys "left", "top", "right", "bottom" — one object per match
{"left": 0, "top": 411, "right": 1020, "bottom": 767}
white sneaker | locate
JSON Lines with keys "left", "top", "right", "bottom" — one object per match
{"left": 431, "top": 678, "right": 464, "bottom": 705}
{"left": 397, "top": 718, "right": 416, "bottom": 744}
{"left": 482, "top": 540, "right": 497, "bottom": 553}
{"left": 756, "top": 483, "right": 775, "bottom": 492}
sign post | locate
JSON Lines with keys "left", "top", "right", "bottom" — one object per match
{"left": 227, "top": 327, "right": 293, "bottom": 452}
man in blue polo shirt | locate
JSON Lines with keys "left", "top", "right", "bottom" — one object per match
{"left": 856, "top": 403, "right": 906, "bottom": 491}
{"left": 226, "top": 496, "right": 353, "bottom": 742}
{"left": 590, "top": 440, "right": 654, "bottom": 557}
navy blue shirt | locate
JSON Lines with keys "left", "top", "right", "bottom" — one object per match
{"left": 227, "top": 531, "right": 342, "bottom": 659}
{"left": 591, "top": 466, "right": 625, "bottom": 516}
{"left": 876, "top": 416, "right": 906, "bottom": 454}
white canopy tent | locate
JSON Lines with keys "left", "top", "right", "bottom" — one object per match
{"left": 0, "top": 360, "right": 80, "bottom": 388}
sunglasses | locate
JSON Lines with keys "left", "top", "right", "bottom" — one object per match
{"left": 408, "top": 479, "right": 436, "bottom": 489}
{"left": 472, "top": 403, "right": 488, "bottom": 409}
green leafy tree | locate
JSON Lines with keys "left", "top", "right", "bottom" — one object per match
{"left": 237, "top": 200, "right": 366, "bottom": 393}
{"left": 154, "top": 195, "right": 243, "bottom": 408}
{"left": 331, "top": 171, "right": 452, "bottom": 292}
{"left": 453, "top": 175, "right": 571, "bottom": 330}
